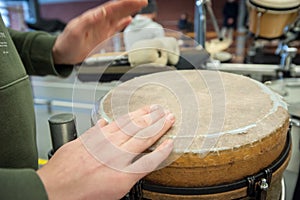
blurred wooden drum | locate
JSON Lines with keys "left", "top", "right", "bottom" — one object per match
{"left": 99, "top": 70, "right": 291, "bottom": 199}
{"left": 247, "top": 0, "right": 300, "bottom": 39}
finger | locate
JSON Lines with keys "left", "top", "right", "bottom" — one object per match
{"left": 87, "top": 0, "right": 146, "bottom": 26}
{"left": 121, "top": 106, "right": 166, "bottom": 136}
{"left": 121, "top": 113, "right": 175, "bottom": 153}
{"left": 79, "top": 110, "right": 174, "bottom": 172}
{"left": 124, "top": 139, "right": 174, "bottom": 176}
{"left": 103, "top": 0, "right": 147, "bottom": 24}
{"left": 77, "top": 0, "right": 146, "bottom": 29}
{"left": 96, "top": 119, "right": 108, "bottom": 128}
{"left": 80, "top": 125, "right": 132, "bottom": 170}
{"left": 114, "top": 16, "right": 132, "bottom": 32}
{"left": 101, "top": 105, "right": 152, "bottom": 133}
{"left": 106, "top": 106, "right": 168, "bottom": 145}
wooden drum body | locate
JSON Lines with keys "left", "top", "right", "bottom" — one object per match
{"left": 247, "top": 0, "right": 300, "bottom": 39}
{"left": 99, "top": 70, "right": 290, "bottom": 199}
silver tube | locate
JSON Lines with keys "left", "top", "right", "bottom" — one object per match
{"left": 206, "top": 1, "right": 222, "bottom": 40}
{"left": 194, "top": 0, "right": 206, "bottom": 48}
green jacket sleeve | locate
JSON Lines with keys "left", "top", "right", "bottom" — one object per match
{"left": 0, "top": 169, "right": 48, "bottom": 200}
{"left": 8, "top": 28, "right": 73, "bottom": 77}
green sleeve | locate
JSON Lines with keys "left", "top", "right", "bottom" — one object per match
{"left": 8, "top": 28, "right": 73, "bottom": 77}
{"left": 0, "top": 168, "right": 48, "bottom": 200}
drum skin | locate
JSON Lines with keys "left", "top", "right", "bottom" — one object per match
{"left": 247, "top": 0, "right": 300, "bottom": 38}
{"left": 100, "top": 70, "right": 290, "bottom": 199}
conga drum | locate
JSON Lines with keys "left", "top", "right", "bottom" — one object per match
{"left": 247, "top": 0, "right": 300, "bottom": 39}
{"left": 98, "top": 70, "right": 291, "bottom": 199}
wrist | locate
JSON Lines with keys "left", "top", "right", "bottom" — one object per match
{"left": 52, "top": 35, "right": 65, "bottom": 65}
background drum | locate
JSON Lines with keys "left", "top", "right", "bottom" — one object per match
{"left": 98, "top": 70, "right": 290, "bottom": 199}
{"left": 247, "top": 0, "right": 300, "bottom": 39}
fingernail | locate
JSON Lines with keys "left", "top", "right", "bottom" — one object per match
{"left": 150, "top": 104, "right": 160, "bottom": 111}
{"left": 158, "top": 139, "right": 174, "bottom": 151}
{"left": 163, "top": 139, "right": 174, "bottom": 149}
{"left": 166, "top": 113, "right": 175, "bottom": 123}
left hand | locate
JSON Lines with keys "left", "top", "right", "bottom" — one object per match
{"left": 52, "top": 0, "right": 147, "bottom": 65}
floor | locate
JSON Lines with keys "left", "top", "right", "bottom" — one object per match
{"left": 284, "top": 126, "right": 300, "bottom": 200}
{"left": 284, "top": 170, "right": 297, "bottom": 200}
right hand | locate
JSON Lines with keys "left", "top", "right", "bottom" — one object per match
{"left": 37, "top": 105, "right": 175, "bottom": 200}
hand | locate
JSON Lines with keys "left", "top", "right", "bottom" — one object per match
{"left": 227, "top": 18, "right": 234, "bottom": 25}
{"left": 37, "top": 105, "right": 175, "bottom": 200}
{"left": 52, "top": 0, "right": 147, "bottom": 65}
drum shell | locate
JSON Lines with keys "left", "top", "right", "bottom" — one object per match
{"left": 144, "top": 119, "right": 289, "bottom": 187}
{"left": 142, "top": 140, "right": 291, "bottom": 200}
{"left": 247, "top": 0, "right": 299, "bottom": 38}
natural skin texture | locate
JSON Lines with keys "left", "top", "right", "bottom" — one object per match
{"left": 52, "top": 0, "right": 148, "bottom": 65}
{"left": 37, "top": 105, "right": 175, "bottom": 200}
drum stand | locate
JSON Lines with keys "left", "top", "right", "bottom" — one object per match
{"left": 275, "top": 17, "right": 300, "bottom": 78}
{"left": 275, "top": 44, "right": 298, "bottom": 78}
{"left": 194, "top": 0, "right": 223, "bottom": 48}
{"left": 246, "top": 15, "right": 300, "bottom": 79}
